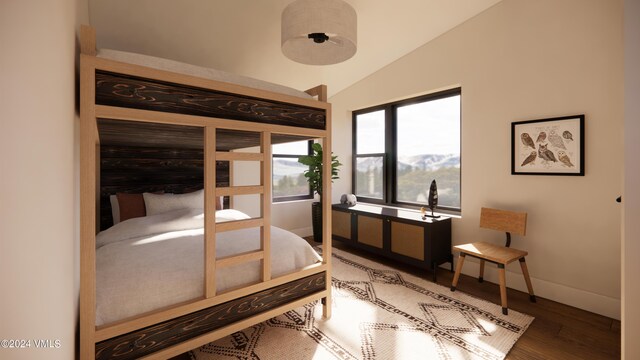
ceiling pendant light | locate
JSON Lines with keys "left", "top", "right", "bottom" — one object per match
{"left": 281, "top": 0, "right": 357, "bottom": 65}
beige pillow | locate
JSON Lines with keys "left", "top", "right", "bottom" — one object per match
{"left": 143, "top": 189, "right": 204, "bottom": 216}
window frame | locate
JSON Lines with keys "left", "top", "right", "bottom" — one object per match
{"left": 352, "top": 104, "right": 390, "bottom": 204}
{"left": 272, "top": 140, "right": 314, "bottom": 203}
{"left": 352, "top": 87, "right": 462, "bottom": 212}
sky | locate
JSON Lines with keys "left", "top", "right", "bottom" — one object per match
{"left": 272, "top": 139, "right": 308, "bottom": 155}
{"left": 356, "top": 95, "right": 460, "bottom": 156}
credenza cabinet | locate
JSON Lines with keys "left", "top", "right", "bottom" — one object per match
{"left": 332, "top": 203, "right": 453, "bottom": 281}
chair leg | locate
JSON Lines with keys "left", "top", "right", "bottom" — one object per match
{"left": 498, "top": 264, "right": 508, "bottom": 315}
{"left": 519, "top": 257, "right": 536, "bottom": 302}
{"left": 450, "top": 253, "right": 466, "bottom": 291}
{"left": 479, "top": 260, "right": 485, "bottom": 283}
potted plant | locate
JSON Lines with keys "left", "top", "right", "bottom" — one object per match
{"left": 298, "top": 142, "right": 342, "bottom": 242}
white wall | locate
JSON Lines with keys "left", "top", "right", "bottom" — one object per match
{"left": 330, "top": 0, "right": 623, "bottom": 318}
{"left": 230, "top": 148, "right": 262, "bottom": 218}
{"left": 271, "top": 200, "right": 314, "bottom": 237}
{"left": 0, "top": 0, "right": 88, "bottom": 359}
{"left": 623, "top": 0, "right": 640, "bottom": 357}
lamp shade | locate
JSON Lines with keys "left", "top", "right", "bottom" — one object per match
{"left": 281, "top": 0, "right": 357, "bottom": 65}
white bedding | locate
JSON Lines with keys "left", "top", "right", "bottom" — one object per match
{"left": 97, "top": 49, "right": 313, "bottom": 100}
{"left": 95, "top": 208, "right": 321, "bottom": 326}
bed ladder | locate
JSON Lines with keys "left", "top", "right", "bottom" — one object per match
{"left": 204, "top": 128, "right": 272, "bottom": 298}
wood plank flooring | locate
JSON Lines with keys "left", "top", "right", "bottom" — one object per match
{"left": 172, "top": 241, "right": 620, "bottom": 359}
{"left": 331, "top": 242, "right": 621, "bottom": 360}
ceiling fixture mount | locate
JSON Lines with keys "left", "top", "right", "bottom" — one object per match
{"left": 281, "top": 0, "right": 357, "bottom": 66}
{"left": 308, "top": 33, "right": 330, "bottom": 44}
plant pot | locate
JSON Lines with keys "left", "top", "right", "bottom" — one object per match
{"left": 311, "top": 202, "right": 323, "bottom": 243}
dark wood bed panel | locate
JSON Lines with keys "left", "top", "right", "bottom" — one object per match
{"left": 95, "top": 272, "right": 326, "bottom": 360}
{"left": 97, "top": 119, "right": 313, "bottom": 151}
{"left": 96, "top": 71, "right": 326, "bottom": 130}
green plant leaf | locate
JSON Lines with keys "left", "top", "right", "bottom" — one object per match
{"left": 296, "top": 142, "right": 342, "bottom": 199}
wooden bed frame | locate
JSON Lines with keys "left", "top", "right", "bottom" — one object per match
{"left": 80, "top": 25, "right": 332, "bottom": 359}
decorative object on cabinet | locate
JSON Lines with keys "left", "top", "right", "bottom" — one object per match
{"left": 511, "top": 114, "right": 584, "bottom": 175}
{"left": 299, "top": 143, "right": 342, "bottom": 242}
{"left": 450, "top": 207, "right": 536, "bottom": 315}
{"left": 425, "top": 179, "right": 440, "bottom": 218}
{"left": 340, "top": 193, "right": 357, "bottom": 206}
{"left": 332, "top": 203, "right": 452, "bottom": 281}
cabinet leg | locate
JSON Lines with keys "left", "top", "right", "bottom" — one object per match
{"left": 432, "top": 261, "right": 437, "bottom": 283}
{"left": 451, "top": 253, "right": 465, "bottom": 291}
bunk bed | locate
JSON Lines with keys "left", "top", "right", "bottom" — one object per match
{"left": 79, "top": 25, "right": 333, "bottom": 359}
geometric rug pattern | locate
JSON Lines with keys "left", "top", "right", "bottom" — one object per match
{"left": 190, "top": 248, "right": 533, "bottom": 360}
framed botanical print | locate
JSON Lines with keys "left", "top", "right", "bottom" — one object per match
{"left": 511, "top": 115, "right": 584, "bottom": 176}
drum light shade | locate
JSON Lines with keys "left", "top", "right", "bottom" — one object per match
{"left": 281, "top": 0, "right": 357, "bottom": 65}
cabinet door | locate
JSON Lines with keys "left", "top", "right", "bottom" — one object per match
{"left": 357, "top": 215, "right": 383, "bottom": 248}
{"left": 332, "top": 210, "right": 351, "bottom": 240}
{"left": 391, "top": 221, "right": 425, "bottom": 260}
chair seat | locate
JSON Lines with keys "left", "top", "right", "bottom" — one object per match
{"left": 451, "top": 208, "right": 535, "bottom": 315}
{"left": 454, "top": 241, "right": 528, "bottom": 265}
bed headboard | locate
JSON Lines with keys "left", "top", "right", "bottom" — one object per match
{"left": 99, "top": 145, "right": 229, "bottom": 230}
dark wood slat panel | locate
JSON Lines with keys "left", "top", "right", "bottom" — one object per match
{"left": 99, "top": 119, "right": 313, "bottom": 151}
{"left": 101, "top": 146, "right": 204, "bottom": 159}
{"left": 99, "top": 146, "right": 229, "bottom": 230}
{"left": 101, "top": 160, "right": 204, "bottom": 172}
{"left": 216, "top": 130, "right": 311, "bottom": 151}
{"left": 101, "top": 174, "right": 204, "bottom": 186}
{"left": 100, "top": 184, "right": 229, "bottom": 194}
{"left": 95, "top": 272, "right": 326, "bottom": 360}
{"left": 99, "top": 119, "right": 204, "bottom": 149}
{"left": 95, "top": 71, "right": 326, "bottom": 130}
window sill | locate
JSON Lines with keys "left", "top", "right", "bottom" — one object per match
{"left": 356, "top": 201, "right": 461, "bottom": 219}
{"left": 272, "top": 197, "right": 316, "bottom": 205}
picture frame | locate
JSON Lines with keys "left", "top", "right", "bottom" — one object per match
{"left": 511, "top": 115, "right": 584, "bottom": 176}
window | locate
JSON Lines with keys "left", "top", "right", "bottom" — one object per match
{"left": 272, "top": 140, "right": 313, "bottom": 202}
{"left": 354, "top": 110, "right": 386, "bottom": 200}
{"left": 353, "top": 88, "right": 461, "bottom": 211}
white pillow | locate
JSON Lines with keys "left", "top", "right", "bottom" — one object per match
{"left": 215, "top": 209, "right": 252, "bottom": 223}
{"left": 143, "top": 189, "right": 204, "bottom": 216}
{"left": 109, "top": 195, "right": 121, "bottom": 224}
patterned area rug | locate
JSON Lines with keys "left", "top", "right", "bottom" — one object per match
{"left": 190, "top": 248, "right": 533, "bottom": 360}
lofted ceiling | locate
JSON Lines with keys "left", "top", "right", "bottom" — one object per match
{"left": 89, "top": 0, "right": 501, "bottom": 98}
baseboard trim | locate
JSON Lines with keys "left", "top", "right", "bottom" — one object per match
{"left": 447, "top": 260, "right": 621, "bottom": 320}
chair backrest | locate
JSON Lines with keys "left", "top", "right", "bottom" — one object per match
{"left": 480, "top": 207, "right": 527, "bottom": 236}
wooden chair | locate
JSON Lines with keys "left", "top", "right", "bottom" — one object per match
{"left": 450, "top": 207, "right": 536, "bottom": 315}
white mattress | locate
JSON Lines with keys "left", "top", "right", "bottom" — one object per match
{"left": 95, "top": 208, "right": 321, "bottom": 326}
{"left": 97, "top": 48, "right": 313, "bottom": 99}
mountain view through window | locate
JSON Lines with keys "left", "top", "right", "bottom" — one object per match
{"left": 272, "top": 140, "right": 312, "bottom": 201}
{"left": 396, "top": 95, "right": 460, "bottom": 208}
{"left": 353, "top": 89, "right": 461, "bottom": 210}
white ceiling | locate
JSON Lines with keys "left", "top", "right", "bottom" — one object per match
{"left": 89, "top": 0, "right": 501, "bottom": 98}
